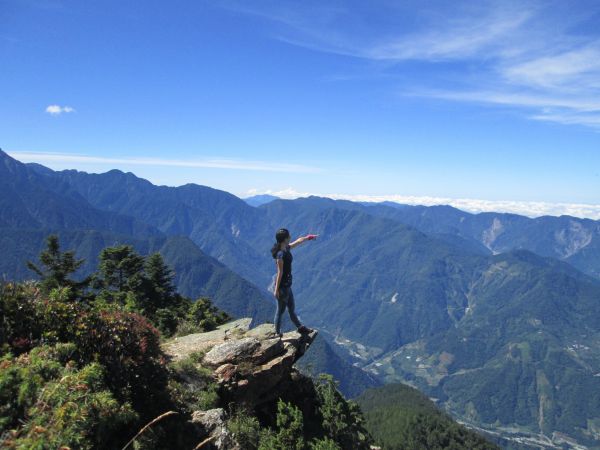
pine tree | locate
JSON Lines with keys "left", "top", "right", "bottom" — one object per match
{"left": 144, "top": 252, "right": 175, "bottom": 310}
{"left": 26, "top": 234, "right": 89, "bottom": 300}
{"left": 96, "top": 245, "right": 145, "bottom": 305}
{"left": 258, "top": 400, "right": 305, "bottom": 450}
{"left": 315, "top": 374, "right": 372, "bottom": 448}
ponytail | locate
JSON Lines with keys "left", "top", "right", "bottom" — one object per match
{"left": 271, "top": 242, "right": 280, "bottom": 259}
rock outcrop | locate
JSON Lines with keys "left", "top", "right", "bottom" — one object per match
{"left": 163, "top": 318, "right": 253, "bottom": 361}
{"left": 190, "top": 408, "right": 237, "bottom": 449}
{"left": 162, "top": 320, "right": 377, "bottom": 450}
{"left": 163, "top": 318, "right": 318, "bottom": 410}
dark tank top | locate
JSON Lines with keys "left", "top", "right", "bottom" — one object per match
{"left": 275, "top": 244, "right": 293, "bottom": 287}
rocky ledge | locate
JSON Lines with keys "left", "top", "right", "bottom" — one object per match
{"left": 161, "top": 320, "right": 378, "bottom": 450}
{"left": 163, "top": 318, "right": 317, "bottom": 418}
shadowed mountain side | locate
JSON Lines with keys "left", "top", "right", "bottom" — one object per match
{"left": 0, "top": 149, "right": 159, "bottom": 236}
{"left": 330, "top": 198, "right": 600, "bottom": 280}
{"left": 45, "top": 166, "right": 272, "bottom": 288}
{"left": 259, "top": 196, "right": 600, "bottom": 279}
{"left": 157, "top": 235, "right": 273, "bottom": 324}
{"left": 294, "top": 333, "right": 381, "bottom": 399}
{"left": 0, "top": 227, "right": 272, "bottom": 324}
{"left": 357, "top": 382, "right": 500, "bottom": 450}
{"left": 363, "top": 251, "right": 600, "bottom": 448}
{"left": 253, "top": 204, "right": 492, "bottom": 352}
{"left": 21, "top": 157, "right": 600, "bottom": 282}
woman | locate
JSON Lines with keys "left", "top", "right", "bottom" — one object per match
{"left": 271, "top": 228, "right": 318, "bottom": 337}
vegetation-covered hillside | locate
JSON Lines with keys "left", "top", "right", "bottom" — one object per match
{"left": 357, "top": 383, "right": 499, "bottom": 450}
{"left": 0, "top": 236, "right": 373, "bottom": 449}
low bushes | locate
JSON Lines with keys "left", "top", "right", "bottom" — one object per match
{"left": 2, "top": 284, "right": 167, "bottom": 410}
{"left": 0, "top": 344, "right": 136, "bottom": 449}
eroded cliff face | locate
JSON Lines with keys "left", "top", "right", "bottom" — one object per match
{"left": 162, "top": 319, "right": 321, "bottom": 449}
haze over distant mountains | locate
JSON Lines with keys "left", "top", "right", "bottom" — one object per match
{"left": 3, "top": 148, "right": 600, "bottom": 448}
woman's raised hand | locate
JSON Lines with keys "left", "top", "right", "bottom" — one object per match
{"left": 306, "top": 234, "right": 318, "bottom": 240}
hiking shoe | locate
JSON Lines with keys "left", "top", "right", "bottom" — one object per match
{"left": 297, "top": 325, "right": 313, "bottom": 334}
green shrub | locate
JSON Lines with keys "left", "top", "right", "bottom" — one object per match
{"left": 228, "top": 410, "right": 261, "bottom": 449}
{"left": 37, "top": 286, "right": 83, "bottom": 345}
{"left": 154, "top": 307, "right": 181, "bottom": 336}
{"left": 186, "top": 298, "right": 230, "bottom": 331}
{"left": 1, "top": 282, "right": 169, "bottom": 417}
{"left": 168, "top": 356, "right": 220, "bottom": 413}
{"left": 173, "top": 297, "right": 231, "bottom": 337}
{"left": 258, "top": 400, "right": 305, "bottom": 450}
{"left": 0, "top": 282, "right": 42, "bottom": 356}
{"left": 314, "top": 374, "right": 372, "bottom": 449}
{"left": 0, "top": 344, "right": 136, "bottom": 449}
{"left": 309, "top": 438, "right": 342, "bottom": 450}
{"left": 76, "top": 309, "right": 167, "bottom": 411}
{"left": 0, "top": 237, "right": 237, "bottom": 449}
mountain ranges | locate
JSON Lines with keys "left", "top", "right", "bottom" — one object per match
{"left": 3, "top": 148, "right": 600, "bottom": 448}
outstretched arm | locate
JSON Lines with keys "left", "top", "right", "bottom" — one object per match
{"left": 289, "top": 234, "right": 318, "bottom": 249}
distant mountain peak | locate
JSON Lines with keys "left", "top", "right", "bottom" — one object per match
{"left": 26, "top": 162, "right": 55, "bottom": 176}
{"left": 0, "top": 148, "right": 30, "bottom": 176}
{"left": 244, "top": 194, "right": 280, "bottom": 207}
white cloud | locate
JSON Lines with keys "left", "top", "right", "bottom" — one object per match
{"left": 219, "top": 1, "right": 536, "bottom": 61}
{"left": 7, "top": 151, "right": 322, "bottom": 174}
{"left": 530, "top": 112, "right": 600, "bottom": 128}
{"left": 409, "top": 89, "right": 600, "bottom": 129}
{"left": 502, "top": 45, "right": 600, "bottom": 89}
{"left": 408, "top": 89, "right": 600, "bottom": 112}
{"left": 45, "top": 105, "right": 75, "bottom": 115}
{"left": 364, "top": 8, "right": 533, "bottom": 61}
{"left": 243, "top": 188, "right": 600, "bottom": 220}
{"left": 222, "top": 1, "right": 600, "bottom": 129}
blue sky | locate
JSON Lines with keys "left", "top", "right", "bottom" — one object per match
{"left": 2, "top": 0, "right": 600, "bottom": 218}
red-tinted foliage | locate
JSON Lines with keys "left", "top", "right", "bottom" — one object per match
{"left": 1, "top": 285, "right": 169, "bottom": 415}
